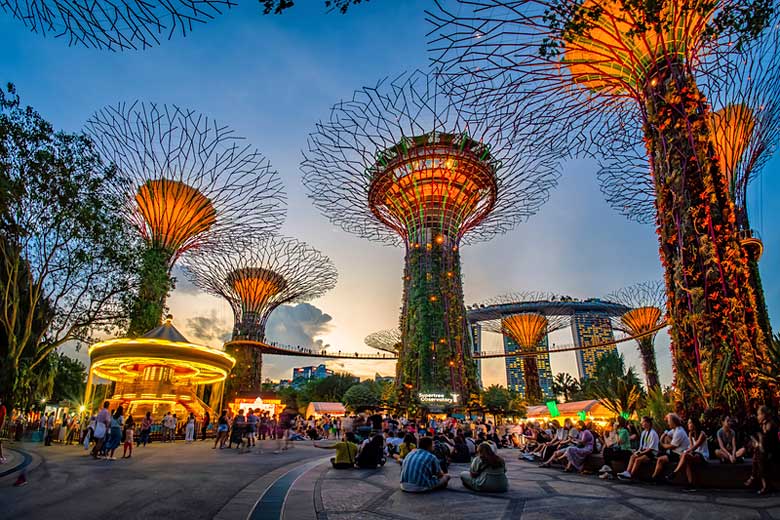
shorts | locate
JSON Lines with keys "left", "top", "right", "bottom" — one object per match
{"left": 666, "top": 451, "right": 681, "bottom": 464}
{"left": 218, "top": 424, "right": 228, "bottom": 433}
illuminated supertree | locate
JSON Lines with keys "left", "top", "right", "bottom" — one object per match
{"left": 598, "top": 27, "right": 780, "bottom": 342}
{"left": 0, "top": 0, "right": 233, "bottom": 50}
{"left": 605, "top": 281, "right": 666, "bottom": 390}
{"left": 86, "top": 101, "right": 286, "bottom": 336}
{"left": 428, "top": 0, "right": 777, "bottom": 411}
{"left": 181, "top": 235, "right": 338, "bottom": 396}
{"left": 302, "top": 70, "right": 561, "bottom": 407}
{"left": 480, "top": 292, "right": 569, "bottom": 403}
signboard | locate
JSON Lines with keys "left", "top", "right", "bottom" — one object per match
{"left": 546, "top": 400, "right": 560, "bottom": 418}
{"left": 418, "top": 392, "right": 460, "bottom": 405}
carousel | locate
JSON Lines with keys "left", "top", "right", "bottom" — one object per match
{"left": 85, "top": 317, "right": 235, "bottom": 420}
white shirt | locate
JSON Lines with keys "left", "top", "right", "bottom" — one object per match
{"left": 639, "top": 428, "right": 660, "bottom": 454}
{"left": 668, "top": 426, "right": 690, "bottom": 455}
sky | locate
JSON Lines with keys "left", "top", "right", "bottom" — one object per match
{"left": 3, "top": 0, "right": 779, "bottom": 388}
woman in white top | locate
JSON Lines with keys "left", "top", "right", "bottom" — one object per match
{"left": 668, "top": 417, "right": 709, "bottom": 491}
{"left": 185, "top": 413, "right": 196, "bottom": 443}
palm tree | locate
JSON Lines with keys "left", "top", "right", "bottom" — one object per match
{"left": 588, "top": 352, "right": 644, "bottom": 417}
{"left": 551, "top": 372, "right": 580, "bottom": 402}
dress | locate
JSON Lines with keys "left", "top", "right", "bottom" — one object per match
{"left": 460, "top": 457, "right": 509, "bottom": 493}
{"left": 104, "top": 416, "right": 123, "bottom": 451}
{"left": 185, "top": 418, "right": 195, "bottom": 441}
{"left": 565, "top": 429, "right": 594, "bottom": 471}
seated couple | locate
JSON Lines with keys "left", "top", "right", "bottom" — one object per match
{"left": 315, "top": 432, "right": 386, "bottom": 469}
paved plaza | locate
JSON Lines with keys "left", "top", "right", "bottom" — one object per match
{"left": 0, "top": 440, "right": 774, "bottom": 519}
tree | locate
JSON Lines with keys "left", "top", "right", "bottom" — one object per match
{"left": 341, "top": 381, "right": 381, "bottom": 411}
{"left": 551, "top": 372, "right": 580, "bottom": 402}
{"left": 586, "top": 352, "right": 645, "bottom": 417}
{"left": 0, "top": 85, "right": 136, "bottom": 410}
{"left": 298, "top": 373, "right": 359, "bottom": 407}
{"left": 481, "top": 385, "right": 511, "bottom": 419}
{"left": 50, "top": 353, "right": 87, "bottom": 404}
{"left": 261, "top": 0, "right": 367, "bottom": 14}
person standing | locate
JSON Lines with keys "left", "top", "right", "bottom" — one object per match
{"left": 170, "top": 414, "right": 178, "bottom": 442}
{"left": 185, "top": 413, "right": 196, "bottom": 443}
{"left": 44, "top": 412, "right": 55, "bottom": 446}
{"left": 104, "top": 406, "right": 124, "bottom": 460}
{"left": 214, "top": 410, "right": 229, "bottom": 449}
{"left": 201, "top": 411, "right": 211, "bottom": 441}
{"left": 162, "top": 412, "right": 173, "bottom": 442}
{"left": 246, "top": 409, "right": 258, "bottom": 447}
{"left": 139, "top": 412, "right": 153, "bottom": 447}
{"left": 91, "top": 402, "right": 111, "bottom": 459}
{"left": 123, "top": 416, "right": 135, "bottom": 459}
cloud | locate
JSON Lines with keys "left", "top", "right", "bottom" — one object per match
{"left": 186, "top": 310, "right": 232, "bottom": 344}
{"left": 265, "top": 303, "right": 333, "bottom": 350}
{"left": 171, "top": 265, "right": 202, "bottom": 295}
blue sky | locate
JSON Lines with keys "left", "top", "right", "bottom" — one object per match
{"left": 3, "top": 0, "right": 778, "bottom": 387}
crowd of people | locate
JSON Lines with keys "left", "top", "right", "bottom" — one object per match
{"left": 515, "top": 406, "right": 779, "bottom": 494}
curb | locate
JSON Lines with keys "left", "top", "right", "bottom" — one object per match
{"left": 0, "top": 447, "right": 33, "bottom": 479}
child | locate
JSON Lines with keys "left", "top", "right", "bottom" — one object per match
{"left": 123, "top": 415, "right": 135, "bottom": 459}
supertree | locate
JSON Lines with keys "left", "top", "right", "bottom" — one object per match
{"left": 180, "top": 235, "right": 338, "bottom": 396}
{"left": 428, "top": 0, "right": 777, "bottom": 412}
{"left": 598, "top": 27, "right": 780, "bottom": 343}
{"left": 302, "top": 70, "right": 561, "bottom": 407}
{"left": 365, "top": 329, "right": 402, "bottom": 355}
{"left": 480, "top": 291, "right": 570, "bottom": 403}
{"left": 0, "top": 0, "right": 233, "bottom": 50}
{"left": 605, "top": 281, "right": 666, "bottom": 390}
{"left": 86, "top": 101, "right": 286, "bottom": 337}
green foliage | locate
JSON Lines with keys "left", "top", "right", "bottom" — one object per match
{"left": 756, "top": 333, "right": 780, "bottom": 386}
{"left": 342, "top": 381, "right": 381, "bottom": 411}
{"left": 541, "top": 0, "right": 776, "bottom": 57}
{"left": 298, "top": 373, "right": 359, "bottom": 407}
{"left": 50, "top": 353, "right": 87, "bottom": 404}
{"left": 551, "top": 372, "right": 580, "bottom": 402}
{"left": 584, "top": 352, "right": 645, "bottom": 417}
{"left": 126, "top": 246, "right": 174, "bottom": 336}
{"left": 0, "top": 84, "right": 135, "bottom": 410}
{"left": 261, "top": 0, "right": 367, "bottom": 14}
{"left": 481, "top": 384, "right": 510, "bottom": 417}
{"left": 638, "top": 386, "right": 674, "bottom": 425}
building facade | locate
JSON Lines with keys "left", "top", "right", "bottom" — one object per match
{"left": 570, "top": 313, "right": 617, "bottom": 379}
{"left": 291, "top": 364, "right": 334, "bottom": 388}
{"left": 503, "top": 334, "right": 553, "bottom": 399}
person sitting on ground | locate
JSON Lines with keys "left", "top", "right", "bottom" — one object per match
{"left": 564, "top": 421, "right": 595, "bottom": 473}
{"left": 715, "top": 416, "right": 745, "bottom": 464}
{"left": 464, "top": 431, "right": 477, "bottom": 456}
{"left": 460, "top": 442, "right": 509, "bottom": 493}
{"left": 400, "top": 436, "right": 450, "bottom": 493}
{"left": 395, "top": 433, "right": 417, "bottom": 463}
{"left": 617, "top": 416, "right": 660, "bottom": 481}
{"left": 315, "top": 432, "right": 359, "bottom": 469}
{"left": 745, "top": 405, "right": 780, "bottom": 495}
{"left": 600, "top": 417, "right": 632, "bottom": 479}
{"left": 433, "top": 434, "right": 451, "bottom": 473}
{"left": 356, "top": 434, "right": 387, "bottom": 469}
{"left": 667, "top": 417, "right": 709, "bottom": 491}
{"left": 651, "top": 413, "right": 690, "bottom": 483}
{"left": 451, "top": 433, "right": 471, "bottom": 463}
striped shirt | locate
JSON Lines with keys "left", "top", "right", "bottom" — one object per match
{"left": 400, "top": 449, "right": 441, "bottom": 489}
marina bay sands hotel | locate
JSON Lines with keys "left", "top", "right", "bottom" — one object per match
{"left": 466, "top": 297, "right": 629, "bottom": 399}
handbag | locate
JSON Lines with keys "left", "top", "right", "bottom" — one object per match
{"left": 94, "top": 421, "right": 107, "bottom": 439}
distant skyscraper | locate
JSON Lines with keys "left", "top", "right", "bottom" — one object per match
{"left": 291, "top": 364, "right": 334, "bottom": 388}
{"left": 503, "top": 334, "right": 553, "bottom": 400}
{"left": 571, "top": 313, "right": 617, "bottom": 379}
{"left": 469, "top": 323, "right": 483, "bottom": 387}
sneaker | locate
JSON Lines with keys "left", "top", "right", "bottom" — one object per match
{"left": 599, "top": 472, "right": 614, "bottom": 480}
{"left": 598, "top": 465, "right": 612, "bottom": 474}
{"left": 13, "top": 476, "right": 27, "bottom": 487}
{"left": 617, "top": 471, "right": 631, "bottom": 481}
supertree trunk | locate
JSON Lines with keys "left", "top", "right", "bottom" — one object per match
{"left": 224, "top": 342, "right": 263, "bottom": 399}
{"left": 128, "top": 247, "right": 174, "bottom": 336}
{"left": 523, "top": 355, "right": 542, "bottom": 404}
{"left": 636, "top": 336, "right": 660, "bottom": 391}
{"left": 643, "top": 61, "right": 766, "bottom": 412}
{"left": 399, "top": 238, "right": 477, "bottom": 407}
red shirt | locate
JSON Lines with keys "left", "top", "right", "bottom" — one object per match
{"left": 0, "top": 404, "right": 6, "bottom": 427}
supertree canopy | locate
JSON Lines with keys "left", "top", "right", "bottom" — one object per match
{"left": 428, "top": 0, "right": 777, "bottom": 412}
{"left": 605, "top": 281, "right": 666, "bottom": 390}
{"left": 87, "top": 101, "right": 286, "bottom": 337}
{"left": 302, "top": 70, "right": 560, "bottom": 407}
{"left": 365, "top": 329, "right": 402, "bottom": 355}
{"left": 0, "top": 0, "right": 233, "bottom": 51}
{"left": 181, "top": 235, "right": 337, "bottom": 396}
{"left": 483, "top": 311, "right": 569, "bottom": 403}
{"left": 597, "top": 25, "right": 779, "bottom": 342}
